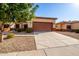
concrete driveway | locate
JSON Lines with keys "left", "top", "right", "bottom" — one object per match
{"left": 34, "top": 32, "right": 79, "bottom": 49}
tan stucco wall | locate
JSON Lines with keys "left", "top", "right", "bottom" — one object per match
{"left": 62, "top": 24, "right": 71, "bottom": 30}
{"left": 61, "top": 24, "right": 67, "bottom": 30}
{"left": 51, "top": 23, "right": 55, "bottom": 28}
{"left": 10, "top": 22, "right": 32, "bottom": 28}
{"left": 55, "top": 24, "right": 61, "bottom": 29}
{"left": 32, "top": 18, "right": 55, "bottom": 23}
{"left": 71, "top": 22, "right": 79, "bottom": 29}
{"left": 32, "top": 18, "right": 55, "bottom": 28}
{"left": 27, "top": 21, "right": 32, "bottom": 28}
{"left": 55, "top": 24, "right": 66, "bottom": 30}
{"left": 9, "top": 17, "right": 56, "bottom": 29}
{"left": 55, "top": 23, "right": 71, "bottom": 30}
{"left": 10, "top": 23, "right": 15, "bottom": 28}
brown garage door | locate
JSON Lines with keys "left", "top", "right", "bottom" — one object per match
{"left": 33, "top": 22, "right": 53, "bottom": 31}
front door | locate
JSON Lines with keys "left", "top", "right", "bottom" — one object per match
{"left": 24, "top": 24, "right": 28, "bottom": 29}
{"left": 67, "top": 25, "right": 71, "bottom": 31}
{"left": 15, "top": 24, "right": 20, "bottom": 29}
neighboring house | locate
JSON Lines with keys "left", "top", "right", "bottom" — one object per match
{"left": 55, "top": 20, "right": 79, "bottom": 31}
{"left": 71, "top": 21, "right": 79, "bottom": 30}
{"left": 55, "top": 21, "right": 71, "bottom": 31}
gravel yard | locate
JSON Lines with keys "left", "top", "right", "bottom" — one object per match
{"left": 56, "top": 31, "right": 79, "bottom": 40}
{"left": 0, "top": 36, "right": 36, "bottom": 53}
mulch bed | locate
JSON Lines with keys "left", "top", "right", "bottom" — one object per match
{"left": 0, "top": 36, "right": 36, "bottom": 53}
{"left": 56, "top": 31, "right": 79, "bottom": 40}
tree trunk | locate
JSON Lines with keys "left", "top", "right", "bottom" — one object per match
{"left": 0, "top": 33, "right": 3, "bottom": 42}
{"left": 0, "top": 24, "right": 4, "bottom": 42}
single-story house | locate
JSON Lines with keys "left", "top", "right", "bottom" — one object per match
{"left": 71, "top": 21, "right": 79, "bottom": 30}
{"left": 55, "top": 21, "right": 71, "bottom": 31}
{"left": 2, "top": 17, "right": 57, "bottom": 32}
{"left": 55, "top": 20, "right": 79, "bottom": 31}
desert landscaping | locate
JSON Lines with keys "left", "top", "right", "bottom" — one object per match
{"left": 0, "top": 36, "right": 36, "bottom": 53}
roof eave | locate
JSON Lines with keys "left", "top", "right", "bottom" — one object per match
{"left": 36, "top": 16, "right": 57, "bottom": 20}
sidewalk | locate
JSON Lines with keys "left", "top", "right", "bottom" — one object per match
{"left": 0, "top": 44, "right": 79, "bottom": 56}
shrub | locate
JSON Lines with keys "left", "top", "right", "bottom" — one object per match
{"left": 0, "top": 33, "right": 2, "bottom": 41}
{"left": 15, "top": 28, "right": 23, "bottom": 32}
{"left": 73, "top": 29, "right": 79, "bottom": 33}
{"left": 23, "top": 28, "right": 26, "bottom": 31}
{"left": 17, "top": 29, "right": 22, "bottom": 32}
{"left": 10, "top": 28, "right": 15, "bottom": 31}
{"left": 25, "top": 28, "right": 32, "bottom": 33}
{"left": 14, "top": 28, "right": 18, "bottom": 31}
{"left": 7, "top": 33, "right": 15, "bottom": 39}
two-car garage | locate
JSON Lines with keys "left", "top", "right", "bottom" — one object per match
{"left": 32, "top": 17, "right": 57, "bottom": 31}
{"left": 33, "top": 22, "right": 53, "bottom": 31}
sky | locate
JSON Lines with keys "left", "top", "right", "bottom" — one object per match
{"left": 35, "top": 3, "right": 79, "bottom": 22}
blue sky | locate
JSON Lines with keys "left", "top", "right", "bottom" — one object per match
{"left": 35, "top": 3, "right": 79, "bottom": 22}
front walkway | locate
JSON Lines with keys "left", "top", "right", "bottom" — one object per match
{"left": 1, "top": 32, "right": 79, "bottom": 56}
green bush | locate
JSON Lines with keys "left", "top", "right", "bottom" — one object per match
{"left": 14, "top": 28, "right": 18, "bottom": 31}
{"left": 17, "top": 29, "right": 22, "bottom": 32}
{"left": 7, "top": 33, "right": 15, "bottom": 39}
{"left": 15, "top": 28, "right": 23, "bottom": 32}
{"left": 25, "top": 28, "right": 32, "bottom": 33}
{"left": 10, "top": 28, "right": 14, "bottom": 31}
{"left": 73, "top": 29, "right": 79, "bottom": 33}
{"left": 0, "top": 34, "right": 2, "bottom": 42}
{"left": 23, "top": 28, "right": 27, "bottom": 31}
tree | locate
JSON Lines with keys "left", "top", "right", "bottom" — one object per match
{"left": 0, "top": 3, "right": 39, "bottom": 42}
{"left": 7, "top": 3, "right": 39, "bottom": 23}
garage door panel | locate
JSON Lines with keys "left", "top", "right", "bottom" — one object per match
{"left": 33, "top": 22, "right": 53, "bottom": 31}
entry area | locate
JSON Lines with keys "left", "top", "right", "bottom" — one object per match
{"left": 33, "top": 22, "right": 53, "bottom": 31}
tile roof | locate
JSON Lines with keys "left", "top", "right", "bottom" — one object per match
{"left": 33, "top": 19, "right": 53, "bottom": 23}
{"left": 36, "top": 16, "right": 57, "bottom": 20}
{"left": 71, "top": 21, "right": 79, "bottom": 23}
{"left": 32, "top": 16, "right": 57, "bottom": 23}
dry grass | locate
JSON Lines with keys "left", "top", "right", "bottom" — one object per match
{"left": 0, "top": 36, "right": 36, "bottom": 53}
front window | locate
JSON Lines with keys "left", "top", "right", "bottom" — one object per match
{"left": 4, "top": 24, "right": 9, "bottom": 28}
{"left": 24, "top": 24, "right": 28, "bottom": 29}
{"left": 15, "top": 24, "right": 20, "bottom": 29}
